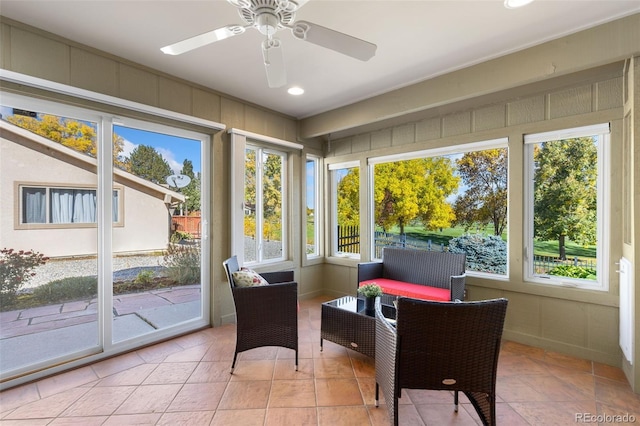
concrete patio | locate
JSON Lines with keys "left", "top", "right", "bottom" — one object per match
{"left": 0, "top": 285, "right": 201, "bottom": 372}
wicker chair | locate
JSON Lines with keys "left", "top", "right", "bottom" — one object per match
{"left": 222, "top": 256, "right": 298, "bottom": 373}
{"left": 375, "top": 297, "right": 508, "bottom": 426}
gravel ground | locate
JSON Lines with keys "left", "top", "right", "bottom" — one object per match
{"left": 24, "top": 255, "right": 166, "bottom": 290}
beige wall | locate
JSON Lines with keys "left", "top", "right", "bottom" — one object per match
{"left": 1, "top": 13, "right": 638, "bottom": 392}
{"left": 1, "top": 128, "right": 175, "bottom": 257}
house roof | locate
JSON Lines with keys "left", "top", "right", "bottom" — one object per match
{"left": 0, "top": 119, "right": 186, "bottom": 204}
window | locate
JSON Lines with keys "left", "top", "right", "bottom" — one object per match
{"left": 229, "top": 129, "right": 301, "bottom": 267}
{"left": 20, "top": 185, "right": 121, "bottom": 225}
{"left": 243, "top": 145, "right": 286, "bottom": 263}
{"left": 330, "top": 161, "right": 361, "bottom": 257}
{"left": 369, "top": 139, "right": 508, "bottom": 277}
{"left": 305, "top": 154, "right": 321, "bottom": 257}
{"left": 524, "top": 123, "right": 610, "bottom": 290}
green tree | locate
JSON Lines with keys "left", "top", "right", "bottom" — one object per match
{"left": 7, "top": 113, "right": 126, "bottom": 169}
{"left": 533, "top": 137, "right": 597, "bottom": 259}
{"left": 374, "top": 158, "right": 459, "bottom": 234}
{"left": 128, "top": 144, "right": 172, "bottom": 185}
{"left": 453, "top": 149, "right": 508, "bottom": 236}
{"left": 179, "top": 159, "right": 201, "bottom": 213}
{"left": 262, "top": 152, "right": 282, "bottom": 240}
{"left": 337, "top": 167, "right": 360, "bottom": 228}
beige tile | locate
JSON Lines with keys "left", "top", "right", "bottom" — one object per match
{"left": 49, "top": 415, "right": 109, "bottom": 425}
{"left": 114, "top": 384, "right": 182, "bottom": 415}
{"left": 273, "top": 358, "right": 314, "bottom": 380}
{"left": 217, "top": 380, "right": 271, "bottom": 410}
{"left": 135, "top": 341, "right": 184, "bottom": 363}
{"left": 265, "top": 407, "right": 317, "bottom": 425}
{"left": 36, "top": 366, "right": 98, "bottom": 399}
{"left": 157, "top": 410, "right": 215, "bottom": 425}
{"left": 102, "top": 413, "right": 162, "bottom": 425}
{"left": 510, "top": 400, "right": 597, "bottom": 425}
{"left": 229, "top": 359, "right": 275, "bottom": 381}
{"left": 162, "top": 344, "right": 211, "bottom": 362}
{"left": 91, "top": 352, "right": 145, "bottom": 378}
{"left": 314, "top": 357, "right": 355, "bottom": 379}
{"left": 187, "top": 361, "right": 233, "bottom": 383}
{"left": 211, "top": 408, "right": 265, "bottom": 425}
{"left": 4, "top": 388, "right": 90, "bottom": 419}
{"left": 0, "top": 383, "right": 40, "bottom": 414}
{"left": 268, "top": 379, "right": 316, "bottom": 408}
{"left": 62, "top": 385, "right": 136, "bottom": 416}
{"left": 166, "top": 382, "right": 227, "bottom": 412}
{"left": 142, "top": 362, "right": 198, "bottom": 384}
{"left": 317, "top": 406, "right": 370, "bottom": 425}
{"left": 95, "top": 363, "right": 158, "bottom": 387}
{"left": 415, "top": 402, "right": 478, "bottom": 425}
{"left": 315, "top": 378, "right": 363, "bottom": 406}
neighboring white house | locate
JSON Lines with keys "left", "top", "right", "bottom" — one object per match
{"left": 0, "top": 119, "right": 184, "bottom": 258}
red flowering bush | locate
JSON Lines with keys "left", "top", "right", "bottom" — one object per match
{"left": 0, "top": 248, "right": 48, "bottom": 306}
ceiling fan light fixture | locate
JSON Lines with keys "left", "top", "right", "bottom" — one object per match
{"left": 504, "top": 0, "right": 534, "bottom": 8}
{"left": 288, "top": 86, "right": 304, "bottom": 95}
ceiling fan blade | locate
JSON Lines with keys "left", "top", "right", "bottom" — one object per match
{"left": 291, "top": 20, "right": 376, "bottom": 61}
{"left": 262, "top": 38, "right": 287, "bottom": 88}
{"left": 161, "top": 25, "right": 245, "bottom": 55}
{"left": 275, "top": 0, "right": 310, "bottom": 13}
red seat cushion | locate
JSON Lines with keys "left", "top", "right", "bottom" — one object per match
{"left": 359, "top": 278, "right": 450, "bottom": 301}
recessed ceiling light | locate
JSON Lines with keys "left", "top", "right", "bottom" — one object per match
{"left": 504, "top": 0, "right": 534, "bottom": 8}
{"left": 287, "top": 87, "right": 304, "bottom": 96}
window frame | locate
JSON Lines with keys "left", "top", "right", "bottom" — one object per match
{"left": 17, "top": 183, "right": 124, "bottom": 228}
{"left": 367, "top": 138, "right": 509, "bottom": 279}
{"left": 329, "top": 160, "right": 361, "bottom": 259}
{"left": 305, "top": 153, "right": 322, "bottom": 259}
{"left": 523, "top": 123, "right": 610, "bottom": 291}
{"left": 228, "top": 128, "right": 302, "bottom": 268}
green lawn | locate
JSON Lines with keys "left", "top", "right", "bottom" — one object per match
{"left": 383, "top": 224, "right": 596, "bottom": 261}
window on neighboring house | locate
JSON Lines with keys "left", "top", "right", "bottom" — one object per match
{"left": 305, "top": 154, "right": 321, "bottom": 258}
{"left": 20, "top": 185, "right": 121, "bottom": 225}
{"left": 524, "top": 123, "right": 610, "bottom": 290}
{"left": 330, "top": 161, "right": 361, "bottom": 258}
{"left": 368, "top": 139, "right": 508, "bottom": 277}
{"left": 243, "top": 145, "right": 286, "bottom": 264}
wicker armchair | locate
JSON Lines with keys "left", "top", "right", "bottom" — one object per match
{"left": 222, "top": 256, "right": 298, "bottom": 373}
{"left": 375, "top": 297, "right": 508, "bottom": 426}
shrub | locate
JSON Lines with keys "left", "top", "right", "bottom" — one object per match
{"left": 31, "top": 276, "right": 97, "bottom": 303}
{"left": 0, "top": 248, "right": 48, "bottom": 306}
{"left": 548, "top": 265, "right": 596, "bottom": 280}
{"left": 449, "top": 234, "right": 507, "bottom": 275}
{"left": 134, "top": 269, "right": 155, "bottom": 285}
{"left": 170, "top": 230, "right": 193, "bottom": 244}
{"left": 164, "top": 244, "right": 201, "bottom": 285}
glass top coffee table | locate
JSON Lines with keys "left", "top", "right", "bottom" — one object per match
{"left": 320, "top": 295, "right": 396, "bottom": 358}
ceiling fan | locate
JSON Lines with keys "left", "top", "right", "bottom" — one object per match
{"left": 160, "top": 0, "right": 377, "bottom": 88}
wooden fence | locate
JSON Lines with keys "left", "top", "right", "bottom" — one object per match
{"left": 172, "top": 215, "right": 201, "bottom": 239}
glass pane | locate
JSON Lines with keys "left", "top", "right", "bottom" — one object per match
{"left": 263, "top": 151, "right": 283, "bottom": 261}
{"left": 111, "top": 125, "right": 203, "bottom": 343}
{"left": 532, "top": 137, "right": 598, "bottom": 281}
{"left": 306, "top": 158, "right": 317, "bottom": 256}
{"left": 1, "top": 106, "right": 100, "bottom": 374}
{"left": 244, "top": 147, "right": 258, "bottom": 263}
{"left": 335, "top": 167, "right": 360, "bottom": 255}
{"left": 372, "top": 148, "right": 508, "bottom": 276}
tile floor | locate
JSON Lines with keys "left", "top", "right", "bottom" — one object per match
{"left": 1, "top": 296, "right": 639, "bottom": 425}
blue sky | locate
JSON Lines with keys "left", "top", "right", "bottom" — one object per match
{"left": 0, "top": 105, "right": 201, "bottom": 175}
{"left": 115, "top": 125, "right": 201, "bottom": 175}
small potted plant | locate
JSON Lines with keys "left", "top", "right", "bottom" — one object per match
{"left": 357, "top": 283, "right": 383, "bottom": 315}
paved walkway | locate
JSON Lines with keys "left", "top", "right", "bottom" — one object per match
{"left": 0, "top": 285, "right": 201, "bottom": 372}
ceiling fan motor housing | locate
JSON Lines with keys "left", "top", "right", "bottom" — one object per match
{"left": 238, "top": 0, "right": 296, "bottom": 35}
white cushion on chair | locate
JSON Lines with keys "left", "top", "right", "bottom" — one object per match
{"left": 232, "top": 267, "right": 269, "bottom": 287}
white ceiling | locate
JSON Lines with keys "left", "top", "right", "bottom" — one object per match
{"left": 2, "top": 1, "right": 639, "bottom": 119}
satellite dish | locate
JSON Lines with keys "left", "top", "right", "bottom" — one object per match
{"left": 166, "top": 174, "right": 191, "bottom": 189}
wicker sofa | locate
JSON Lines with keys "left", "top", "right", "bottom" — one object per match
{"left": 358, "top": 247, "right": 466, "bottom": 301}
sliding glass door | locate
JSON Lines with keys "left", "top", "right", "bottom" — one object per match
{"left": 0, "top": 93, "right": 210, "bottom": 384}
